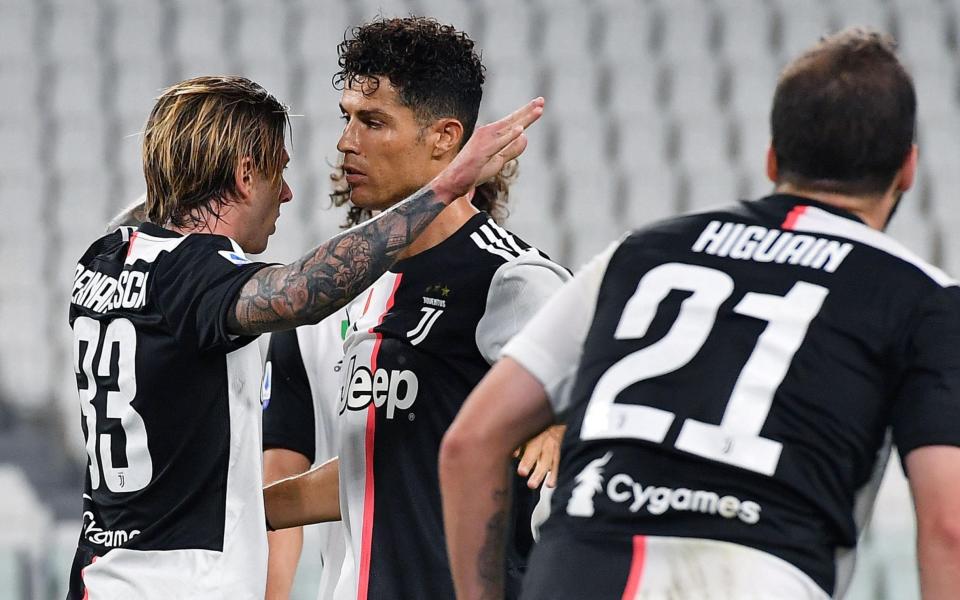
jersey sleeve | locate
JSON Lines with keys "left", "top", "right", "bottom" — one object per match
{"left": 151, "top": 235, "right": 271, "bottom": 352}
{"left": 500, "top": 240, "right": 620, "bottom": 418}
{"left": 262, "top": 329, "right": 317, "bottom": 463}
{"left": 891, "top": 285, "right": 960, "bottom": 460}
{"left": 475, "top": 254, "right": 571, "bottom": 365}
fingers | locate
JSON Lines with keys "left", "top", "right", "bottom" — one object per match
{"left": 517, "top": 438, "right": 540, "bottom": 478}
{"left": 492, "top": 97, "right": 545, "bottom": 134}
{"left": 497, "top": 133, "right": 528, "bottom": 164}
{"left": 527, "top": 457, "right": 551, "bottom": 490}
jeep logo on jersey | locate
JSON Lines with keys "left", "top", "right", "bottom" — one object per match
{"left": 338, "top": 355, "right": 419, "bottom": 419}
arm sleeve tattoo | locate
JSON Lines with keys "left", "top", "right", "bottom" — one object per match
{"left": 227, "top": 187, "right": 447, "bottom": 335}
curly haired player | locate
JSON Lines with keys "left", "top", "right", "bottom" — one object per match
{"left": 261, "top": 17, "right": 567, "bottom": 600}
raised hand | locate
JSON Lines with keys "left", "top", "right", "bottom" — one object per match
{"left": 432, "top": 97, "right": 545, "bottom": 201}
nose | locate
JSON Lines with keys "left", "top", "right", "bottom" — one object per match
{"left": 280, "top": 179, "right": 293, "bottom": 204}
{"left": 337, "top": 119, "right": 359, "bottom": 155}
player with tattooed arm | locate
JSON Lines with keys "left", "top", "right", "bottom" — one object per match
{"left": 66, "top": 74, "right": 542, "bottom": 599}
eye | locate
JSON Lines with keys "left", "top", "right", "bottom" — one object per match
{"left": 339, "top": 114, "right": 349, "bottom": 123}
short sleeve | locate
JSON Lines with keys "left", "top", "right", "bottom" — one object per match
{"left": 892, "top": 285, "right": 960, "bottom": 460}
{"left": 262, "top": 329, "right": 317, "bottom": 463}
{"left": 475, "top": 254, "right": 571, "bottom": 365}
{"left": 151, "top": 235, "right": 271, "bottom": 352}
{"left": 501, "top": 240, "right": 620, "bottom": 417}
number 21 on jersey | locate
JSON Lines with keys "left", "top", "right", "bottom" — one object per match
{"left": 74, "top": 316, "right": 152, "bottom": 493}
{"left": 581, "top": 262, "right": 828, "bottom": 476}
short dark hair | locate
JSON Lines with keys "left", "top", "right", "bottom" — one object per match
{"left": 771, "top": 28, "right": 916, "bottom": 196}
{"left": 335, "top": 16, "right": 485, "bottom": 144}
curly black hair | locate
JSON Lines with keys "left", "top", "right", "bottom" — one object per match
{"left": 335, "top": 16, "right": 485, "bottom": 142}
{"left": 330, "top": 16, "right": 516, "bottom": 226}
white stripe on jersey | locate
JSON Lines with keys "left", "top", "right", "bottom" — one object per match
{"left": 471, "top": 219, "right": 538, "bottom": 261}
{"left": 82, "top": 342, "right": 268, "bottom": 599}
{"left": 789, "top": 206, "right": 957, "bottom": 288}
{"left": 124, "top": 231, "right": 191, "bottom": 265}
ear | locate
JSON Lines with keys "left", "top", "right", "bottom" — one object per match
{"left": 895, "top": 143, "right": 919, "bottom": 192}
{"left": 765, "top": 144, "right": 778, "bottom": 184}
{"left": 430, "top": 118, "right": 465, "bottom": 159}
{"left": 234, "top": 156, "right": 256, "bottom": 200}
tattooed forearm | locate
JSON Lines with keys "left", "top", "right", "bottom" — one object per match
{"left": 228, "top": 187, "right": 447, "bottom": 335}
{"left": 477, "top": 486, "right": 510, "bottom": 600}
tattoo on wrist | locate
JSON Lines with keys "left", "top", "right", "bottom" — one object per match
{"left": 229, "top": 187, "right": 446, "bottom": 335}
{"left": 478, "top": 486, "right": 510, "bottom": 600}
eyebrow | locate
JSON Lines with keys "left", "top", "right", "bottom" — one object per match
{"left": 339, "top": 104, "right": 392, "bottom": 122}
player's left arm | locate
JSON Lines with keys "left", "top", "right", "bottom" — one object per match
{"left": 440, "top": 358, "right": 554, "bottom": 600}
{"left": 906, "top": 446, "right": 960, "bottom": 599}
{"left": 475, "top": 256, "right": 571, "bottom": 488}
{"left": 893, "top": 286, "right": 960, "bottom": 600}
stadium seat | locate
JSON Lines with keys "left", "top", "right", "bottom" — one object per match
{"left": 730, "top": 109, "right": 771, "bottom": 174}
{"left": 664, "top": 58, "right": 724, "bottom": 119}
{"left": 607, "top": 56, "right": 664, "bottom": 118}
{"left": 654, "top": 0, "right": 718, "bottom": 61}
{"left": 675, "top": 113, "right": 734, "bottom": 171}
{"left": 112, "top": 57, "right": 170, "bottom": 120}
{"left": 52, "top": 122, "right": 108, "bottom": 175}
{"left": 235, "top": 3, "right": 289, "bottom": 64}
{"left": 616, "top": 109, "right": 673, "bottom": 176}
{"left": 829, "top": 0, "right": 893, "bottom": 35}
{"left": 542, "top": 7, "right": 598, "bottom": 61}
{"left": 171, "top": 0, "right": 229, "bottom": 76}
{"left": 682, "top": 162, "right": 742, "bottom": 214}
{"left": 477, "top": 0, "right": 535, "bottom": 61}
{"left": 107, "top": 0, "right": 166, "bottom": 62}
{"left": 623, "top": 162, "right": 681, "bottom": 229}
{"left": 50, "top": 60, "right": 105, "bottom": 123}
{"left": 0, "top": 1, "right": 36, "bottom": 65}
{"left": 714, "top": 0, "right": 775, "bottom": 63}
{"left": 481, "top": 58, "right": 546, "bottom": 125}
{"left": 598, "top": 0, "right": 654, "bottom": 62}
{"left": 296, "top": 1, "right": 355, "bottom": 66}
{"left": 546, "top": 58, "right": 602, "bottom": 117}
{"left": 772, "top": 0, "right": 833, "bottom": 59}
{"left": 725, "top": 59, "right": 778, "bottom": 120}
{"left": 47, "top": 3, "right": 101, "bottom": 62}
{"left": 0, "top": 121, "right": 42, "bottom": 176}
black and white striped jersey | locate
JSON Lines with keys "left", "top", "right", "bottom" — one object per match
{"left": 67, "top": 223, "right": 271, "bottom": 599}
{"left": 504, "top": 195, "right": 960, "bottom": 598}
{"left": 333, "top": 212, "right": 569, "bottom": 600}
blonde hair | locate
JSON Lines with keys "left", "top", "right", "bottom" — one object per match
{"left": 142, "top": 76, "right": 290, "bottom": 228}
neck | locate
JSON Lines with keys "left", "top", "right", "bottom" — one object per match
{"left": 774, "top": 183, "right": 896, "bottom": 231}
{"left": 168, "top": 204, "right": 245, "bottom": 245}
{"left": 396, "top": 194, "right": 478, "bottom": 260}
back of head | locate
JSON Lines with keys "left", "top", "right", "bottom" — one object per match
{"left": 332, "top": 16, "right": 514, "bottom": 225}
{"left": 771, "top": 28, "right": 916, "bottom": 196}
{"left": 142, "top": 76, "right": 289, "bottom": 228}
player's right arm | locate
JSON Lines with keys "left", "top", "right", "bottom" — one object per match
{"left": 227, "top": 98, "right": 544, "bottom": 336}
{"left": 906, "top": 446, "right": 960, "bottom": 599}
{"left": 264, "top": 457, "right": 341, "bottom": 530}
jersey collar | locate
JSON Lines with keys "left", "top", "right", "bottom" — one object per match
{"left": 761, "top": 194, "right": 867, "bottom": 225}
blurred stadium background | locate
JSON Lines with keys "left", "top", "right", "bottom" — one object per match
{"left": 1, "top": 0, "right": 956, "bottom": 597}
